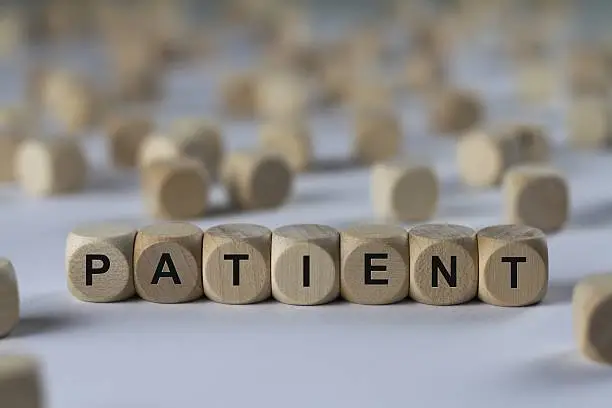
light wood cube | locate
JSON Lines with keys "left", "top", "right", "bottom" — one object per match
{"left": 429, "top": 88, "right": 483, "bottom": 134}
{"left": 503, "top": 164, "right": 569, "bottom": 233}
{"left": 141, "top": 158, "right": 210, "bottom": 220}
{"left": 202, "top": 223, "right": 272, "bottom": 304}
{"left": 349, "top": 80, "right": 393, "bottom": 111}
{"left": 106, "top": 114, "right": 153, "bottom": 168}
{"left": 0, "top": 258, "right": 19, "bottom": 338}
{"left": 371, "top": 160, "right": 439, "bottom": 222}
{"left": 568, "top": 48, "right": 609, "bottom": 96}
{"left": 134, "top": 222, "right": 204, "bottom": 303}
{"left": 516, "top": 59, "right": 558, "bottom": 103}
{"left": 404, "top": 51, "right": 445, "bottom": 92}
{"left": 259, "top": 119, "right": 313, "bottom": 172}
{"left": 353, "top": 109, "right": 403, "bottom": 165}
{"left": 340, "top": 224, "right": 409, "bottom": 305}
{"left": 221, "top": 150, "right": 293, "bottom": 210}
{"left": 568, "top": 96, "right": 612, "bottom": 149}
{"left": 408, "top": 224, "right": 478, "bottom": 305}
{"left": 0, "top": 108, "right": 26, "bottom": 183}
{"left": 573, "top": 273, "right": 612, "bottom": 365}
{"left": 0, "top": 355, "right": 44, "bottom": 408}
{"left": 221, "top": 73, "right": 257, "bottom": 118}
{"left": 15, "top": 136, "right": 88, "bottom": 197}
{"left": 256, "top": 71, "right": 309, "bottom": 119}
{"left": 477, "top": 224, "right": 548, "bottom": 306}
{"left": 271, "top": 224, "right": 340, "bottom": 305}
{"left": 66, "top": 223, "right": 137, "bottom": 303}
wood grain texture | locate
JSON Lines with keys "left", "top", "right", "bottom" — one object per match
{"left": 477, "top": 224, "right": 548, "bottom": 306}
{"left": 259, "top": 118, "right": 313, "bottom": 172}
{"left": 352, "top": 108, "right": 402, "bottom": 165}
{"left": 134, "top": 222, "right": 204, "bottom": 303}
{"left": 409, "top": 224, "right": 478, "bottom": 305}
{"left": 573, "top": 273, "right": 612, "bottom": 365}
{"left": 0, "top": 354, "right": 43, "bottom": 408}
{"left": 340, "top": 224, "right": 409, "bottom": 305}
{"left": 203, "top": 223, "right": 272, "bottom": 304}
{"left": 271, "top": 224, "right": 340, "bottom": 305}
{"left": 0, "top": 258, "right": 19, "bottom": 338}
{"left": 66, "top": 223, "right": 137, "bottom": 302}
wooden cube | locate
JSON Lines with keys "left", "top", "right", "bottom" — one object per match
{"left": 0, "top": 108, "right": 26, "bottom": 183}
{"left": 573, "top": 273, "right": 612, "bottom": 365}
{"left": 340, "top": 224, "right": 409, "bottom": 305}
{"left": 221, "top": 73, "right": 257, "bottom": 118}
{"left": 14, "top": 136, "right": 88, "bottom": 197}
{"left": 477, "top": 224, "right": 548, "bottom": 306}
{"left": 353, "top": 109, "right": 403, "bottom": 165}
{"left": 134, "top": 222, "right": 204, "bottom": 303}
{"left": 568, "top": 96, "right": 612, "bottom": 149}
{"left": 0, "top": 258, "right": 19, "bottom": 338}
{"left": 141, "top": 157, "right": 210, "bottom": 220}
{"left": 429, "top": 88, "right": 483, "bottom": 134}
{"left": 259, "top": 119, "right": 313, "bottom": 172}
{"left": 503, "top": 164, "right": 569, "bottom": 233}
{"left": 568, "top": 48, "right": 609, "bottom": 96}
{"left": 66, "top": 223, "right": 137, "bottom": 302}
{"left": 106, "top": 114, "right": 153, "bottom": 168}
{"left": 516, "top": 59, "right": 558, "bottom": 103}
{"left": 404, "top": 51, "right": 445, "bottom": 92}
{"left": 271, "top": 224, "right": 340, "bottom": 305}
{"left": 0, "top": 355, "right": 44, "bottom": 408}
{"left": 408, "top": 224, "right": 478, "bottom": 305}
{"left": 371, "top": 160, "right": 439, "bottom": 222}
{"left": 202, "top": 223, "right": 272, "bottom": 304}
{"left": 221, "top": 150, "right": 293, "bottom": 210}
{"left": 349, "top": 80, "right": 393, "bottom": 111}
{"left": 256, "top": 71, "right": 309, "bottom": 119}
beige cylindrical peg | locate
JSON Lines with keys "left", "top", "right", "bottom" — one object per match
{"left": 202, "top": 223, "right": 272, "bottom": 304}
{"left": 259, "top": 119, "right": 313, "bottom": 172}
{"left": 220, "top": 73, "right": 257, "bottom": 118}
{"left": 134, "top": 222, "right": 204, "bottom": 303}
{"left": 567, "top": 96, "right": 612, "bottom": 149}
{"left": 353, "top": 109, "right": 403, "bottom": 165}
{"left": 477, "top": 224, "right": 548, "bottom": 306}
{"left": 0, "top": 107, "right": 26, "bottom": 182}
{"left": 221, "top": 150, "right": 293, "bottom": 210}
{"left": 409, "top": 224, "right": 478, "bottom": 305}
{"left": 516, "top": 59, "right": 558, "bottom": 103}
{"left": 568, "top": 48, "right": 609, "bottom": 96}
{"left": 429, "top": 88, "right": 483, "bottom": 134}
{"left": 115, "top": 65, "right": 163, "bottom": 103}
{"left": 0, "top": 355, "right": 44, "bottom": 408}
{"left": 271, "top": 224, "right": 340, "bottom": 305}
{"left": 14, "top": 136, "right": 88, "bottom": 197}
{"left": 503, "top": 164, "right": 569, "bottom": 233}
{"left": 106, "top": 114, "right": 153, "bottom": 168}
{"left": 404, "top": 51, "right": 445, "bottom": 92}
{"left": 348, "top": 80, "right": 393, "bottom": 111}
{"left": 66, "top": 223, "right": 137, "bottom": 303}
{"left": 371, "top": 159, "right": 439, "bottom": 222}
{"left": 340, "top": 224, "right": 409, "bottom": 305}
{"left": 256, "top": 70, "right": 309, "bottom": 119}
{"left": 141, "top": 157, "right": 210, "bottom": 220}
{"left": 0, "top": 258, "right": 19, "bottom": 338}
{"left": 573, "top": 273, "right": 612, "bottom": 365}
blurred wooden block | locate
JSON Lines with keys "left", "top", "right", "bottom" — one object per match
{"left": 0, "top": 355, "right": 43, "bottom": 408}
{"left": 340, "top": 224, "right": 409, "bottom": 305}
{"left": 259, "top": 119, "right": 312, "bottom": 172}
{"left": 115, "top": 65, "right": 163, "bottom": 103}
{"left": 371, "top": 159, "right": 438, "bottom": 222}
{"left": 221, "top": 150, "right": 293, "bottom": 210}
{"left": 0, "top": 258, "right": 19, "bottom": 338}
{"left": 477, "top": 224, "right": 548, "bottom": 306}
{"left": 0, "top": 107, "right": 26, "bottom": 182}
{"left": 349, "top": 80, "right": 393, "bottom": 111}
{"left": 516, "top": 59, "right": 558, "bottom": 103}
{"left": 408, "top": 224, "right": 478, "bottom": 305}
{"left": 404, "top": 51, "right": 445, "bottom": 92}
{"left": 568, "top": 48, "right": 609, "bottom": 96}
{"left": 15, "top": 136, "right": 88, "bottom": 197}
{"left": 256, "top": 71, "right": 309, "bottom": 119}
{"left": 141, "top": 158, "right": 210, "bottom": 220}
{"left": 429, "top": 88, "right": 483, "bottom": 134}
{"left": 503, "top": 164, "right": 569, "bottom": 233}
{"left": 106, "top": 114, "right": 153, "bottom": 168}
{"left": 573, "top": 273, "right": 612, "bottom": 365}
{"left": 134, "top": 222, "right": 204, "bottom": 303}
{"left": 202, "top": 223, "right": 272, "bottom": 304}
{"left": 271, "top": 224, "right": 340, "bottom": 305}
{"left": 66, "top": 223, "right": 137, "bottom": 302}
{"left": 353, "top": 109, "right": 403, "bottom": 165}
{"left": 221, "top": 73, "right": 257, "bottom": 118}
{"left": 568, "top": 96, "right": 612, "bottom": 149}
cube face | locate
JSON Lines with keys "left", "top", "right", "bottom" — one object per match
{"left": 0, "top": 355, "right": 43, "bottom": 408}
{"left": 0, "top": 259, "right": 19, "bottom": 338}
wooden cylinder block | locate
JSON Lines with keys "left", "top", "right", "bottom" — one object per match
{"left": 0, "top": 258, "right": 19, "bottom": 338}
{"left": 271, "top": 224, "right": 340, "bottom": 305}
{"left": 371, "top": 160, "right": 439, "bottom": 222}
{"left": 516, "top": 59, "right": 558, "bottom": 103}
{"left": 221, "top": 73, "right": 257, "bottom": 118}
{"left": 134, "top": 222, "right": 204, "bottom": 303}
{"left": 404, "top": 52, "right": 445, "bottom": 92}
{"left": 477, "top": 224, "right": 548, "bottom": 306}
{"left": 259, "top": 119, "right": 313, "bottom": 172}
{"left": 340, "top": 224, "right": 409, "bottom": 305}
{"left": 353, "top": 109, "right": 403, "bottom": 165}
{"left": 66, "top": 223, "right": 137, "bottom": 303}
{"left": 256, "top": 71, "right": 309, "bottom": 119}
{"left": 568, "top": 49, "right": 609, "bottom": 96}
{"left": 568, "top": 96, "right": 612, "bottom": 149}
{"left": 429, "top": 89, "right": 483, "bottom": 134}
{"left": 106, "top": 114, "right": 153, "bottom": 168}
{"left": 15, "top": 136, "right": 88, "bottom": 196}
{"left": 203, "top": 223, "right": 272, "bottom": 304}
{"left": 503, "top": 164, "right": 569, "bottom": 233}
{"left": 222, "top": 150, "right": 293, "bottom": 210}
{"left": 0, "top": 108, "right": 26, "bottom": 182}
{"left": 409, "top": 224, "right": 478, "bottom": 305}
{"left": 141, "top": 158, "right": 210, "bottom": 220}
{"left": 349, "top": 80, "right": 393, "bottom": 111}
{"left": 0, "top": 355, "right": 44, "bottom": 408}
{"left": 573, "top": 273, "right": 612, "bottom": 365}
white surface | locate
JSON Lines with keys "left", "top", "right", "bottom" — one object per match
{"left": 2, "top": 26, "right": 612, "bottom": 408}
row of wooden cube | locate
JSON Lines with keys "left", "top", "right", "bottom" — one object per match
{"left": 66, "top": 222, "right": 549, "bottom": 307}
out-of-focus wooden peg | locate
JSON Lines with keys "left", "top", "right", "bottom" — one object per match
{"left": 258, "top": 118, "right": 313, "bottom": 172}
{"left": 352, "top": 108, "right": 403, "bottom": 165}
{"left": 0, "top": 354, "right": 44, "bottom": 408}
{"left": 106, "top": 114, "right": 153, "bottom": 168}
{"left": 429, "top": 88, "right": 484, "bottom": 135}
{"left": 0, "top": 258, "right": 19, "bottom": 338}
